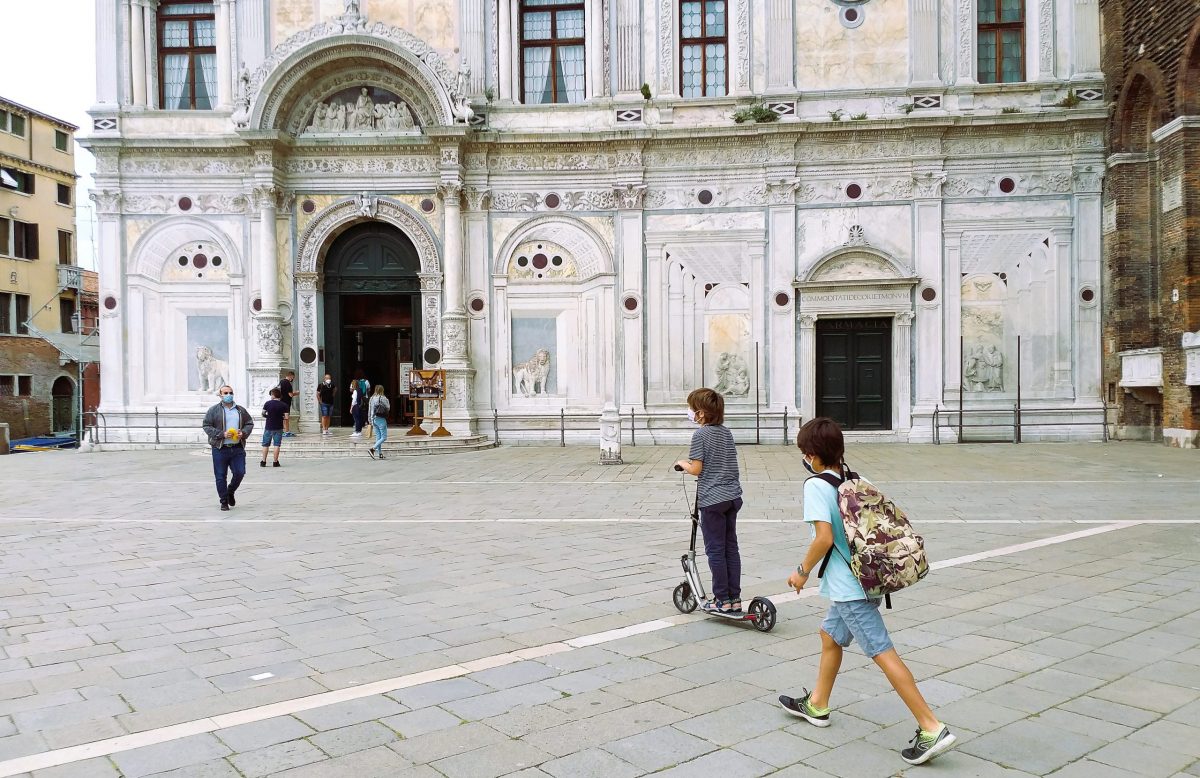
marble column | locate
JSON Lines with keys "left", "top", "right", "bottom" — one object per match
{"left": 97, "top": 0, "right": 119, "bottom": 105}
{"left": 439, "top": 180, "right": 474, "bottom": 433}
{"left": 798, "top": 314, "right": 816, "bottom": 422}
{"left": 1073, "top": 171, "right": 1103, "bottom": 402}
{"left": 439, "top": 182, "right": 466, "bottom": 321}
{"left": 1050, "top": 227, "right": 1074, "bottom": 395}
{"left": 911, "top": 0, "right": 940, "bottom": 85}
{"left": 615, "top": 185, "right": 646, "bottom": 410}
{"left": 130, "top": 0, "right": 147, "bottom": 106}
{"left": 616, "top": 0, "right": 640, "bottom": 94}
{"left": 216, "top": 0, "right": 233, "bottom": 108}
{"left": 120, "top": 0, "right": 134, "bottom": 105}
{"left": 954, "top": 0, "right": 975, "bottom": 85}
{"left": 1071, "top": 0, "right": 1101, "bottom": 78}
{"left": 256, "top": 186, "right": 279, "bottom": 315}
{"left": 143, "top": 0, "right": 158, "bottom": 108}
{"left": 894, "top": 311, "right": 914, "bottom": 431}
{"left": 765, "top": 0, "right": 794, "bottom": 90}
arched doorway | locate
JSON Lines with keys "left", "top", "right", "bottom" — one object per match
{"left": 323, "top": 222, "right": 422, "bottom": 424}
{"left": 51, "top": 376, "right": 75, "bottom": 434}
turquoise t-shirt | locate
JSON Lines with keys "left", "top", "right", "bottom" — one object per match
{"left": 803, "top": 473, "right": 867, "bottom": 602}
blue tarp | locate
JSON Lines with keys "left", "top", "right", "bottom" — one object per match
{"left": 11, "top": 437, "right": 78, "bottom": 452}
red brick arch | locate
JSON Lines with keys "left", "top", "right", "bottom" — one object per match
{"left": 1115, "top": 61, "right": 1169, "bottom": 152}
{"left": 1178, "top": 17, "right": 1200, "bottom": 116}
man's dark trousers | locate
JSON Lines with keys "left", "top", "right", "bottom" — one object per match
{"left": 212, "top": 445, "right": 246, "bottom": 503}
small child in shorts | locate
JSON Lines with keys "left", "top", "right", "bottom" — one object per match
{"left": 674, "top": 388, "right": 744, "bottom": 615}
{"left": 778, "top": 417, "right": 956, "bottom": 766}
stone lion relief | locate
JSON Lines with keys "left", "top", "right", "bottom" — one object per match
{"left": 513, "top": 349, "right": 552, "bottom": 397}
{"left": 195, "top": 346, "right": 230, "bottom": 393}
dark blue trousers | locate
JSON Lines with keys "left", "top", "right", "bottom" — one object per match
{"left": 700, "top": 497, "right": 743, "bottom": 602}
{"left": 211, "top": 445, "right": 246, "bottom": 503}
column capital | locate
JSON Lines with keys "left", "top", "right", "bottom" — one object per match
{"left": 462, "top": 187, "right": 490, "bottom": 211}
{"left": 613, "top": 182, "right": 647, "bottom": 210}
{"left": 251, "top": 185, "right": 283, "bottom": 210}
{"left": 295, "top": 273, "right": 319, "bottom": 291}
{"left": 766, "top": 178, "right": 800, "bottom": 206}
{"left": 912, "top": 171, "right": 947, "bottom": 199}
{"left": 90, "top": 190, "right": 123, "bottom": 215}
{"left": 437, "top": 181, "right": 463, "bottom": 206}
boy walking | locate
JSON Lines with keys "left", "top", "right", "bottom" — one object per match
{"left": 260, "top": 387, "right": 289, "bottom": 467}
{"left": 674, "top": 388, "right": 744, "bottom": 615}
{"left": 779, "top": 417, "right": 956, "bottom": 766}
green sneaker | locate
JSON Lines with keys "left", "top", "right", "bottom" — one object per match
{"left": 901, "top": 725, "right": 957, "bottom": 765}
{"left": 778, "top": 689, "right": 830, "bottom": 728}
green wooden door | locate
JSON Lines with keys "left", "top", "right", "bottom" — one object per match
{"left": 816, "top": 318, "right": 892, "bottom": 430}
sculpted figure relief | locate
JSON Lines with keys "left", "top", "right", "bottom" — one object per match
{"left": 714, "top": 352, "right": 750, "bottom": 397}
{"left": 513, "top": 349, "right": 552, "bottom": 397}
{"left": 307, "top": 88, "right": 419, "bottom": 133}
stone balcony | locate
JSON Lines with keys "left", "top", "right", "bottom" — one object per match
{"left": 57, "top": 264, "right": 83, "bottom": 291}
{"left": 1119, "top": 347, "right": 1164, "bottom": 405}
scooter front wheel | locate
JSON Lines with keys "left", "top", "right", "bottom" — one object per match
{"left": 673, "top": 582, "right": 698, "bottom": 613}
{"left": 749, "top": 597, "right": 777, "bottom": 632}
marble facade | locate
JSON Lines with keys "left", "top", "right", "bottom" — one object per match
{"left": 85, "top": 0, "right": 1108, "bottom": 442}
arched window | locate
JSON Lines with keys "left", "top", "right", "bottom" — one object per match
{"left": 520, "top": 0, "right": 586, "bottom": 104}
{"left": 680, "top": 0, "right": 727, "bottom": 97}
{"left": 977, "top": 0, "right": 1024, "bottom": 84}
{"left": 158, "top": 1, "right": 216, "bottom": 109}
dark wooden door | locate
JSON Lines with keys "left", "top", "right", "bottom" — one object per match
{"left": 816, "top": 318, "right": 892, "bottom": 430}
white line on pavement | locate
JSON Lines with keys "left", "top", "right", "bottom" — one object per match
{"left": 0, "top": 520, "right": 1144, "bottom": 777}
{"left": 0, "top": 517, "right": 1193, "bottom": 525}
{"left": 0, "top": 478, "right": 1196, "bottom": 486}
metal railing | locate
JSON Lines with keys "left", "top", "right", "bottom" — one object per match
{"left": 489, "top": 407, "right": 798, "bottom": 447}
{"left": 933, "top": 402, "right": 1109, "bottom": 444}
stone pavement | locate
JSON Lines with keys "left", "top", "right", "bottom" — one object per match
{"left": 0, "top": 441, "right": 1197, "bottom": 777}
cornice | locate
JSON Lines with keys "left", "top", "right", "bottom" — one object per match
{"left": 0, "top": 153, "right": 79, "bottom": 181}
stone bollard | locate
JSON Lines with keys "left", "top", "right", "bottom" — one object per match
{"left": 599, "top": 403, "right": 622, "bottom": 465}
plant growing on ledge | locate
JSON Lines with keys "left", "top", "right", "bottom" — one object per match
{"left": 850, "top": 112, "right": 868, "bottom": 120}
{"left": 1055, "top": 89, "right": 1081, "bottom": 108}
{"left": 640, "top": 83, "right": 652, "bottom": 100}
{"left": 899, "top": 103, "right": 915, "bottom": 114}
{"left": 732, "top": 103, "right": 779, "bottom": 124}
{"left": 483, "top": 86, "right": 495, "bottom": 103}
{"left": 828, "top": 108, "right": 845, "bottom": 121}
{"left": 1001, "top": 106, "right": 1022, "bottom": 113}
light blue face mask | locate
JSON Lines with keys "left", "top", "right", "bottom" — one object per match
{"left": 221, "top": 394, "right": 235, "bottom": 404}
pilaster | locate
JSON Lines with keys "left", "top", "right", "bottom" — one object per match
{"left": 913, "top": 171, "right": 945, "bottom": 410}
{"left": 911, "top": 0, "right": 941, "bottom": 85}
{"left": 1073, "top": 166, "right": 1103, "bottom": 402}
{"left": 954, "top": 0, "right": 975, "bottom": 86}
{"left": 765, "top": 0, "right": 794, "bottom": 90}
{"left": 1070, "top": 0, "right": 1102, "bottom": 78}
{"left": 91, "top": 191, "right": 126, "bottom": 412}
{"left": 130, "top": 0, "right": 147, "bottom": 106}
{"left": 615, "top": 184, "right": 646, "bottom": 410}
{"left": 616, "top": 0, "right": 641, "bottom": 94}
{"left": 236, "top": 0, "right": 269, "bottom": 71}
{"left": 217, "top": 0, "right": 233, "bottom": 108}
{"left": 798, "top": 314, "right": 816, "bottom": 422}
{"left": 96, "top": 0, "right": 120, "bottom": 106}
{"left": 767, "top": 179, "right": 798, "bottom": 411}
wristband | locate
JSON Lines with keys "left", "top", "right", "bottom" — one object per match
{"left": 796, "top": 564, "right": 808, "bottom": 577}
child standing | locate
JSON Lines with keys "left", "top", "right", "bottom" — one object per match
{"left": 674, "top": 388, "right": 744, "bottom": 615}
{"left": 260, "top": 387, "right": 289, "bottom": 468}
{"left": 778, "top": 417, "right": 956, "bottom": 766}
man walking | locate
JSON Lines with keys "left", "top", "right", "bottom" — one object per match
{"left": 278, "top": 370, "right": 299, "bottom": 437}
{"left": 316, "top": 372, "right": 336, "bottom": 436}
{"left": 202, "top": 385, "right": 254, "bottom": 511}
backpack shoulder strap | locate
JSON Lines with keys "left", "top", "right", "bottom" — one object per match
{"left": 808, "top": 473, "right": 845, "bottom": 579}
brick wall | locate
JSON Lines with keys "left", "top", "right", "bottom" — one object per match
{"left": 0, "top": 337, "right": 64, "bottom": 438}
{"left": 1101, "top": 3, "right": 1200, "bottom": 446}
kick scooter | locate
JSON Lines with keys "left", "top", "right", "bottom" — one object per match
{"left": 671, "top": 465, "right": 777, "bottom": 632}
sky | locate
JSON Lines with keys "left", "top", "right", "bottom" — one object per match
{"left": 0, "top": 1, "right": 98, "bottom": 270}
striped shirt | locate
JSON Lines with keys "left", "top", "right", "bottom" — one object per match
{"left": 688, "top": 424, "right": 742, "bottom": 507}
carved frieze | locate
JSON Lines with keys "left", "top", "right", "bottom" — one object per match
{"left": 256, "top": 319, "right": 283, "bottom": 356}
{"left": 120, "top": 156, "right": 249, "bottom": 176}
{"left": 284, "top": 156, "right": 436, "bottom": 174}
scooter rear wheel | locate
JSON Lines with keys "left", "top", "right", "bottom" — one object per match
{"left": 749, "top": 597, "right": 777, "bottom": 632}
{"left": 673, "top": 582, "right": 698, "bottom": 613}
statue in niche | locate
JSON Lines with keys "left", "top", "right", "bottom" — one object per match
{"left": 714, "top": 352, "right": 750, "bottom": 397}
{"left": 331, "top": 101, "right": 347, "bottom": 131}
{"left": 353, "top": 87, "right": 375, "bottom": 129}
{"left": 195, "top": 346, "right": 229, "bottom": 393}
{"left": 309, "top": 103, "right": 328, "bottom": 131}
{"left": 344, "top": 0, "right": 360, "bottom": 15}
{"left": 513, "top": 349, "right": 552, "bottom": 397}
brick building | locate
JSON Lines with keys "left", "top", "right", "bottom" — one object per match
{"left": 1102, "top": 3, "right": 1200, "bottom": 447}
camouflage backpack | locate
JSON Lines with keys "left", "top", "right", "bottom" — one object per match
{"left": 815, "top": 469, "right": 928, "bottom": 607}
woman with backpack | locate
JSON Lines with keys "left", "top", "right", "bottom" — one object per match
{"left": 367, "top": 385, "right": 390, "bottom": 459}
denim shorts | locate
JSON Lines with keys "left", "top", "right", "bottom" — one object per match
{"left": 261, "top": 429, "right": 283, "bottom": 448}
{"left": 821, "top": 598, "right": 893, "bottom": 658}
{"left": 319, "top": 403, "right": 333, "bottom": 417}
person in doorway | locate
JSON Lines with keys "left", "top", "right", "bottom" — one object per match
{"left": 278, "top": 370, "right": 299, "bottom": 437}
{"left": 367, "top": 384, "right": 390, "bottom": 459}
{"left": 201, "top": 385, "right": 254, "bottom": 511}
{"left": 673, "top": 387, "right": 744, "bottom": 615}
{"left": 349, "top": 378, "right": 364, "bottom": 438}
{"left": 355, "top": 370, "right": 372, "bottom": 441}
{"left": 778, "top": 417, "right": 956, "bottom": 766}
{"left": 260, "top": 387, "right": 289, "bottom": 468}
{"left": 316, "top": 373, "right": 336, "bottom": 436}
